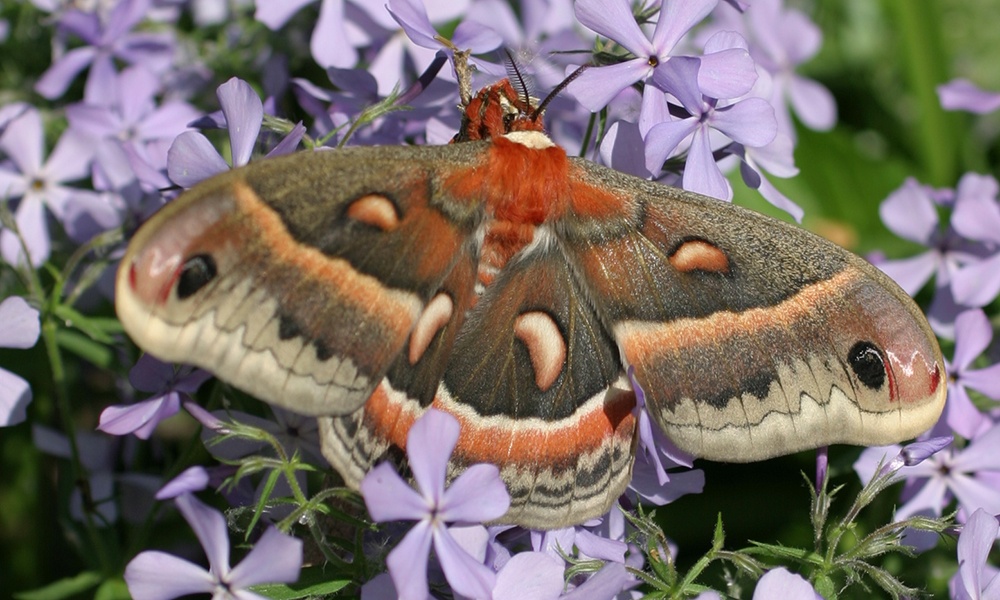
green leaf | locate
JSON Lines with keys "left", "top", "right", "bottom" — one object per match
{"left": 250, "top": 566, "right": 352, "bottom": 599}
{"left": 13, "top": 571, "right": 102, "bottom": 600}
{"left": 55, "top": 328, "right": 115, "bottom": 368}
{"left": 94, "top": 579, "right": 131, "bottom": 600}
{"left": 53, "top": 304, "right": 122, "bottom": 344}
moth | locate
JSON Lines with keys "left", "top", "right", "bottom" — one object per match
{"left": 115, "top": 58, "right": 946, "bottom": 529}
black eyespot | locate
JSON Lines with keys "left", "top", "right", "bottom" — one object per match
{"left": 848, "top": 341, "right": 886, "bottom": 390}
{"left": 176, "top": 254, "right": 217, "bottom": 300}
{"left": 277, "top": 314, "right": 301, "bottom": 341}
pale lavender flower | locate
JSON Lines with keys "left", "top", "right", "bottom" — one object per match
{"left": 124, "top": 493, "right": 303, "bottom": 600}
{"left": 360, "top": 409, "right": 510, "bottom": 600}
{"left": 950, "top": 174, "right": 1000, "bottom": 308}
{"left": 753, "top": 567, "right": 822, "bottom": 599}
{"left": 167, "top": 78, "right": 304, "bottom": 188}
{"left": 98, "top": 354, "right": 211, "bottom": 439}
{"left": 156, "top": 466, "right": 212, "bottom": 500}
{"left": 0, "top": 107, "right": 118, "bottom": 266}
{"left": 384, "top": 0, "right": 504, "bottom": 93}
{"left": 643, "top": 56, "right": 777, "bottom": 199}
{"left": 876, "top": 176, "right": 994, "bottom": 336}
{"left": 949, "top": 509, "right": 1000, "bottom": 600}
{"left": 255, "top": 0, "right": 360, "bottom": 70}
{"left": 566, "top": 0, "right": 753, "bottom": 111}
{"left": 36, "top": 0, "right": 174, "bottom": 101}
{"left": 490, "top": 551, "right": 564, "bottom": 600}
{"left": 939, "top": 79, "right": 1000, "bottom": 114}
{"left": 855, "top": 424, "right": 1000, "bottom": 522}
{"left": 0, "top": 296, "right": 40, "bottom": 426}
{"left": 561, "top": 562, "right": 637, "bottom": 598}
{"left": 942, "top": 310, "right": 1000, "bottom": 439}
{"left": 705, "top": 0, "right": 836, "bottom": 138}
{"left": 67, "top": 66, "right": 199, "bottom": 191}
{"left": 628, "top": 368, "right": 705, "bottom": 504}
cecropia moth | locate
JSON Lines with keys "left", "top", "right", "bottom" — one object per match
{"left": 115, "top": 58, "right": 946, "bottom": 529}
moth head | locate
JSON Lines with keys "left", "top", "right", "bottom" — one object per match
{"left": 116, "top": 185, "right": 236, "bottom": 336}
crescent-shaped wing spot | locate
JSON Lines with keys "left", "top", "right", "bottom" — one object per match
{"left": 669, "top": 239, "right": 730, "bottom": 274}
{"left": 408, "top": 293, "right": 454, "bottom": 365}
{"left": 513, "top": 311, "right": 566, "bottom": 392}
{"left": 346, "top": 194, "right": 400, "bottom": 231}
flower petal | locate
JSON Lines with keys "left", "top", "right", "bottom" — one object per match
{"left": 575, "top": 0, "right": 653, "bottom": 58}
{"left": 387, "top": 519, "right": 433, "bottom": 600}
{"left": 752, "top": 567, "right": 821, "bottom": 599}
{"left": 175, "top": 494, "right": 231, "bottom": 576}
{"left": 157, "top": 466, "right": 211, "bottom": 499}
{"left": 228, "top": 526, "right": 303, "bottom": 587}
{"left": 958, "top": 510, "right": 1000, "bottom": 598}
{"left": 440, "top": 463, "right": 510, "bottom": 523}
{"left": 0, "top": 368, "right": 32, "bottom": 427}
{"left": 492, "top": 551, "right": 564, "bottom": 600}
{"left": 566, "top": 59, "right": 651, "bottom": 112}
{"left": 952, "top": 254, "right": 1000, "bottom": 307}
{"left": 35, "top": 46, "right": 98, "bottom": 100}
{"left": 361, "top": 462, "right": 429, "bottom": 522}
{"left": 879, "top": 179, "right": 939, "bottom": 243}
{"left": 217, "top": 79, "right": 263, "bottom": 168}
{"left": 0, "top": 297, "right": 40, "bottom": 348}
{"left": 408, "top": 409, "right": 459, "bottom": 503}
{"left": 311, "top": 0, "right": 357, "bottom": 69}
{"left": 433, "top": 525, "right": 496, "bottom": 600}
{"left": 939, "top": 79, "right": 1000, "bottom": 114}
{"left": 710, "top": 98, "right": 777, "bottom": 147}
{"left": 953, "top": 309, "right": 993, "bottom": 370}
{"left": 166, "top": 131, "right": 229, "bottom": 187}
{"left": 124, "top": 551, "right": 216, "bottom": 600}
{"left": 874, "top": 252, "right": 937, "bottom": 297}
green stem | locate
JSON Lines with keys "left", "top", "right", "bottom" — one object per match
{"left": 40, "top": 315, "right": 113, "bottom": 574}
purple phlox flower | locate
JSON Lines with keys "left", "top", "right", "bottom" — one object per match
{"left": 561, "top": 561, "right": 638, "bottom": 599}
{"left": 256, "top": 0, "right": 361, "bottom": 70}
{"left": 167, "top": 78, "right": 305, "bottom": 188}
{"left": 939, "top": 79, "right": 1000, "bottom": 115}
{"left": 360, "top": 408, "right": 511, "bottom": 600}
{"left": 869, "top": 436, "right": 954, "bottom": 481}
{"left": 156, "top": 466, "right": 212, "bottom": 499}
{"left": 950, "top": 508, "right": 1000, "bottom": 600}
{"left": 599, "top": 116, "right": 655, "bottom": 178}
{"left": 292, "top": 66, "right": 452, "bottom": 146}
{"left": 36, "top": 0, "right": 175, "bottom": 101}
{"left": 752, "top": 567, "right": 822, "bottom": 599}
{"left": 0, "top": 107, "right": 118, "bottom": 267}
{"left": 67, "top": 65, "right": 200, "bottom": 192}
{"left": 855, "top": 424, "right": 1000, "bottom": 525}
{"left": 0, "top": 296, "right": 40, "bottom": 426}
{"left": 949, "top": 174, "right": 1000, "bottom": 308}
{"left": 33, "top": 423, "right": 159, "bottom": 525}
{"left": 728, "top": 132, "right": 804, "bottom": 221}
{"left": 942, "top": 310, "right": 1000, "bottom": 439}
{"left": 490, "top": 551, "right": 565, "bottom": 600}
{"left": 627, "top": 368, "right": 706, "bottom": 504}
{"left": 124, "top": 493, "right": 303, "bottom": 600}
{"left": 98, "top": 354, "right": 211, "bottom": 439}
{"left": 383, "top": 0, "right": 504, "bottom": 97}
{"left": 567, "top": 0, "right": 759, "bottom": 112}
{"left": 643, "top": 56, "right": 777, "bottom": 200}
{"left": 0, "top": 102, "right": 29, "bottom": 134}
{"left": 704, "top": 0, "right": 835, "bottom": 138}
{"left": 875, "top": 176, "right": 994, "bottom": 337}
